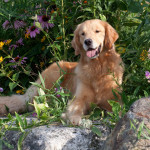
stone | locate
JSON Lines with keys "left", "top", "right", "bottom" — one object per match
{"left": 102, "top": 97, "right": 150, "bottom": 150}
{"left": 2, "top": 97, "right": 150, "bottom": 150}
{"left": 2, "top": 122, "right": 110, "bottom": 150}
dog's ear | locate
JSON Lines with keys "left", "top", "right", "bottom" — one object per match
{"left": 102, "top": 21, "right": 119, "bottom": 50}
{"left": 71, "top": 24, "right": 82, "bottom": 55}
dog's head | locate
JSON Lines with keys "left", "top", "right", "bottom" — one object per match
{"left": 71, "top": 19, "right": 118, "bottom": 59}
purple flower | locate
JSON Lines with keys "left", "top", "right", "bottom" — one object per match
{"left": 0, "top": 87, "right": 4, "bottom": 92}
{"left": 9, "top": 44, "right": 18, "bottom": 50}
{"left": 27, "top": 26, "right": 40, "bottom": 38}
{"left": 145, "top": 71, "right": 150, "bottom": 79}
{"left": 16, "top": 38, "right": 24, "bottom": 46}
{"left": 32, "top": 112, "right": 37, "bottom": 117}
{"left": 14, "top": 20, "right": 26, "bottom": 29}
{"left": 56, "top": 94, "right": 61, "bottom": 98}
{"left": 20, "top": 57, "right": 28, "bottom": 64}
{"left": 38, "top": 15, "right": 54, "bottom": 29}
{"left": 9, "top": 55, "right": 28, "bottom": 68}
{"left": 2, "top": 20, "right": 12, "bottom": 30}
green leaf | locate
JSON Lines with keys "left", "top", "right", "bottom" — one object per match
{"left": 33, "top": 100, "right": 41, "bottom": 118}
{"left": 57, "top": 92, "right": 70, "bottom": 97}
{"left": 15, "top": 112, "right": 25, "bottom": 132}
{"left": 133, "top": 86, "right": 140, "bottom": 96}
{"left": 9, "top": 82, "right": 18, "bottom": 92}
{"left": 99, "top": 14, "right": 106, "bottom": 21}
{"left": 12, "top": 73, "right": 19, "bottom": 81}
{"left": 24, "top": 118, "right": 28, "bottom": 128}
{"left": 17, "top": 132, "right": 29, "bottom": 150}
{"left": 91, "top": 126, "right": 101, "bottom": 136}
{"left": 2, "top": 140, "right": 14, "bottom": 149}
{"left": 138, "top": 121, "right": 144, "bottom": 139}
{"left": 39, "top": 73, "right": 45, "bottom": 88}
{"left": 30, "top": 82, "right": 43, "bottom": 89}
{"left": 128, "top": 1, "right": 143, "bottom": 13}
{"left": 143, "top": 90, "right": 149, "bottom": 98}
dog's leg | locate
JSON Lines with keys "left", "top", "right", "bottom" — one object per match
{"left": 62, "top": 82, "right": 95, "bottom": 125}
{"left": 0, "top": 61, "right": 65, "bottom": 116}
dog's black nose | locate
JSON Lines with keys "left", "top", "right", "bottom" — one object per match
{"left": 84, "top": 39, "right": 92, "bottom": 46}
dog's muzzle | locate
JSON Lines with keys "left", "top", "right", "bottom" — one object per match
{"left": 86, "top": 45, "right": 101, "bottom": 59}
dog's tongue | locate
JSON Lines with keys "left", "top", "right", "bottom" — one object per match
{"left": 86, "top": 49, "right": 96, "bottom": 58}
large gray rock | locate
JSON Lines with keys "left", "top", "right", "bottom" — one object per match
{"left": 2, "top": 123, "right": 110, "bottom": 150}
{"left": 102, "top": 97, "right": 150, "bottom": 150}
{"left": 2, "top": 97, "right": 150, "bottom": 150}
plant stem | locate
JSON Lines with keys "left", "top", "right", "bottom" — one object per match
{"left": 61, "top": 0, "right": 66, "bottom": 60}
{"left": 94, "top": 0, "right": 96, "bottom": 18}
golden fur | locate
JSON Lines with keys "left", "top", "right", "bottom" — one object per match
{"left": 0, "top": 19, "right": 124, "bottom": 125}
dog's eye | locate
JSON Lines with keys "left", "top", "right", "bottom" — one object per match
{"left": 95, "top": 30, "right": 100, "bottom": 33}
{"left": 81, "top": 32, "right": 85, "bottom": 36}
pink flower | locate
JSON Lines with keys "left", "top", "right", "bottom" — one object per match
{"left": 38, "top": 15, "right": 54, "bottom": 29}
{"left": 14, "top": 20, "right": 26, "bottom": 29}
{"left": 27, "top": 26, "right": 40, "bottom": 38}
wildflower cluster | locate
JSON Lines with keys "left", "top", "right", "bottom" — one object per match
{"left": 54, "top": 87, "right": 63, "bottom": 98}
{"left": 140, "top": 50, "right": 148, "bottom": 61}
{"left": 0, "top": 1, "right": 60, "bottom": 94}
{"left": 145, "top": 71, "right": 150, "bottom": 83}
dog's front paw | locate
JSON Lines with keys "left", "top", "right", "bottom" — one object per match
{"left": 69, "top": 115, "right": 82, "bottom": 125}
{"left": 61, "top": 112, "right": 82, "bottom": 125}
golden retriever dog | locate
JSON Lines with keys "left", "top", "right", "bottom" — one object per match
{"left": 0, "top": 19, "right": 124, "bottom": 125}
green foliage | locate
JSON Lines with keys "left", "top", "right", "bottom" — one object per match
{"left": 130, "top": 120, "right": 150, "bottom": 140}
{"left": 107, "top": 100, "right": 126, "bottom": 127}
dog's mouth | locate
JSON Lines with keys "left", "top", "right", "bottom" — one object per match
{"left": 86, "top": 45, "right": 101, "bottom": 59}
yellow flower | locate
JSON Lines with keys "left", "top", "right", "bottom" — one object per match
{"left": 40, "top": 62, "right": 44, "bottom": 68}
{"left": 56, "top": 36, "right": 62, "bottom": 40}
{"left": 16, "top": 89, "right": 24, "bottom": 94}
{"left": 25, "top": 30, "right": 30, "bottom": 39}
{"left": 140, "top": 50, "right": 148, "bottom": 61}
{"left": 41, "top": 36, "right": 46, "bottom": 42}
{"left": 0, "top": 41, "right": 4, "bottom": 50}
{"left": 5, "top": 39, "right": 12, "bottom": 45}
{"left": 41, "top": 46, "right": 45, "bottom": 51}
{"left": 0, "top": 56, "right": 4, "bottom": 63}
{"left": 116, "top": 45, "right": 126, "bottom": 54}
